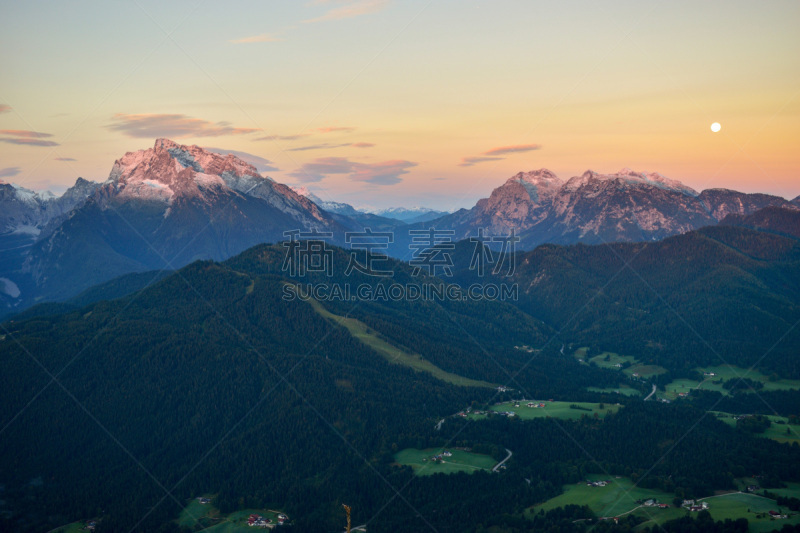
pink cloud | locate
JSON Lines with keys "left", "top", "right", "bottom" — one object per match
{"left": 288, "top": 143, "right": 353, "bottom": 152}
{"left": 55, "top": 157, "right": 77, "bottom": 162}
{"left": 317, "top": 126, "right": 356, "bottom": 134}
{"left": 0, "top": 104, "right": 11, "bottom": 114}
{"left": 304, "top": 0, "right": 388, "bottom": 23}
{"left": 0, "top": 138, "right": 59, "bottom": 147}
{"left": 0, "top": 167, "right": 22, "bottom": 178}
{"left": 459, "top": 156, "right": 503, "bottom": 167}
{"left": 349, "top": 160, "right": 416, "bottom": 184}
{"left": 107, "top": 113, "right": 260, "bottom": 138}
{"left": 288, "top": 156, "right": 415, "bottom": 185}
{"left": 257, "top": 133, "right": 312, "bottom": 141}
{"left": 351, "top": 142, "right": 374, "bottom": 148}
{"left": 483, "top": 144, "right": 541, "bottom": 156}
{"left": 0, "top": 129, "right": 54, "bottom": 138}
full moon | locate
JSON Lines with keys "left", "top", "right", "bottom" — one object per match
{"left": 711, "top": 122, "right": 721, "bottom": 133}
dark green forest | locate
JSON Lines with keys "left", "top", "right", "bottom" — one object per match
{"left": 2, "top": 219, "right": 800, "bottom": 532}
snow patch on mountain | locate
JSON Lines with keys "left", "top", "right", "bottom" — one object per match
{"left": 290, "top": 186, "right": 362, "bottom": 216}
{"left": 0, "top": 277, "right": 20, "bottom": 298}
{"left": 368, "top": 206, "right": 450, "bottom": 221}
{"left": 12, "top": 225, "right": 41, "bottom": 236}
{"left": 506, "top": 169, "right": 563, "bottom": 203}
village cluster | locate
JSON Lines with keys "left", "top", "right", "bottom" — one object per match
{"left": 247, "top": 513, "right": 289, "bottom": 528}
{"left": 680, "top": 500, "right": 710, "bottom": 512}
{"left": 425, "top": 450, "right": 453, "bottom": 463}
{"left": 193, "top": 497, "right": 289, "bottom": 528}
{"left": 456, "top": 400, "right": 552, "bottom": 419}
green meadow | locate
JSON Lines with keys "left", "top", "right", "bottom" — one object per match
{"left": 528, "top": 475, "right": 676, "bottom": 519}
{"left": 483, "top": 400, "right": 622, "bottom": 421}
{"left": 588, "top": 386, "right": 641, "bottom": 397}
{"left": 701, "top": 492, "right": 800, "bottom": 532}
{"left": 660, "top": 365, "right": 800, "bottom": 401}
{"left": 395, "top": 448, "right": 497, "bottom": 476}
{"left": 712, "top": 412, "right": 800, "bottom": 444}
{"left": 51, "top": 523, "right": 90, "bottom": 533}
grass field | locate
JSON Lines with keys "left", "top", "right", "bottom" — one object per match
{"left": 658, "top": 365, "right": 800, "bottom": 401}
{"left": 395, "top": 448, "right": 497, "bottom": 476}
{"left": 51, "top": 522, "right": 89, "bottom": 533}
{"left": 712, "top": 412, "right": 800, "bottom": 444}
{"left": 761, "top": 482, "right": 800, "bottom": 499}
{"left": 660, "top": 378, "right": 728, "bottom": 400}
{"left": 624, "top": 364, "right": 668, "bottom": 379}
{"left": 177, "top": 497, "right": 220, "bottom": 529}
{"left": 305, "top": 295, "right": 495, "bottom": 388}
{"left": 700, "top": 492, "right": 800, "bottom": 532}
{"left": 699, "top": 365, "right": 800, "bottom": 392}
{"left": 587, "top": 386, "right": 641, "bottom": 397}
{"left": 528, "top": 475, "right": 677, "bottom": 520}
{"left": 588, "top": 352, "right": 637, "bottom": 369}
{"left": 583, "top": 351, "right": 667, "bottom": 379}
{"left": 529, "top": 477, "right": 799, "bottom": 531}
{"left": 477, "top": 400, "right": 622, "bottom": 421}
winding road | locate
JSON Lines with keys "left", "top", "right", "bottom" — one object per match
{"left": 643, "top": 384, "right": 657, "bottom": 401}
{"left": 492, "top": 448, "right": 513, "bottom": 472}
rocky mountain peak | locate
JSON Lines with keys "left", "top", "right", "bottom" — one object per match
{"left": 107, "top": 139, "right": 266, "bottom": 203}
{"left": 505, "top": 168, "right": 563, "bottom": 203}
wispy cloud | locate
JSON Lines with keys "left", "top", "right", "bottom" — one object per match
{"left": 0, "top": 104, "right": 11, "bottom": 114}
{"left": 350, "top": 159, "right": 415, "bottom": 184}
{"left": 0, "top": 129, "right": 54, "bottom": 139}
{"left": 352, "top": 142, "right": 374, "bottom": 148}
{"left": 459, "top": 144, "right": 542, "bottom": 166}
{"left": 288, "top": 156, "right": 415, "bottom": 185}
{"left": 483, "top": 144, "right": 541, "bottom": 156}
{"left": 317, "top": 126, "right": 356, "bottom": 133}
{"left": 257, "top": 133, "right": 312, "bottom": 141}
{"left": 288, "top": 143, "right": 353, "bottom": 152}
{"left": 459, "top": 156, "right": 503, "bottom": 167}
{"left": 0, "top": 167, "right": 22, "bottom": 178}
{"left": 230, "top": 33, "right": 282, "bottom": 44}
{"left": 107, "top": 113, "right": 259, "bottom": 138}
{"left": 304, "top": 0, "right": 389, "bottom": 23}
{"left": 0, "top": 129, "right": 59, "bottom": 147}
{"left": 204, "top": 147, "right": 280, "bottom": 172}
{"left": 55, "top": 157, "right": 77, "bottom": 162}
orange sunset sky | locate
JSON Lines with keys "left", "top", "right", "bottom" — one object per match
{"left": 1, "top": 0, "right": 798, "bottom": 209}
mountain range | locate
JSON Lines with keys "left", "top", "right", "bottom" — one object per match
{"left": 290, "top": 186, "right": 448, "bottom": 223}
{"left": 1, "top": 139, "right": 797, "bottom": 317}
{"left": 434, "top": 168, "right": 799, "bottom": 248}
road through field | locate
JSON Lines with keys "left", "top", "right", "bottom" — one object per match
{"left": 492, "top": 448, "right": 513, "bottom": 472}
{"left": 644, "top": 384, "right": 657, "bottom": 401}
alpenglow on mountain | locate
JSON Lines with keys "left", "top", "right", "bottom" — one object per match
{"left": 1, "top": 139, "right": 351, "bottom": 313}
{"left": 433, "top": 167, "right": 797, "bottom": 247}
{"left": 1, "top": 140, "right": 797, "bottom": 317}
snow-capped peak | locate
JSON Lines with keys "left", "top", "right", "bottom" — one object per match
{"left": 505, "top": 168, "right": 563, "bottom": 203}
{"left": 563, "top": 168, "right": 697, "bottom": 197}
{"left": 107, "top": 139, "right": 265, "bottom": 203}
{"left": 290, "top": 186, "right": 324, "bottom": 205}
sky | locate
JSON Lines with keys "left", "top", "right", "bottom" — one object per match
{"left": 0, "top": 0, "right": 798, "bottom": 210}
